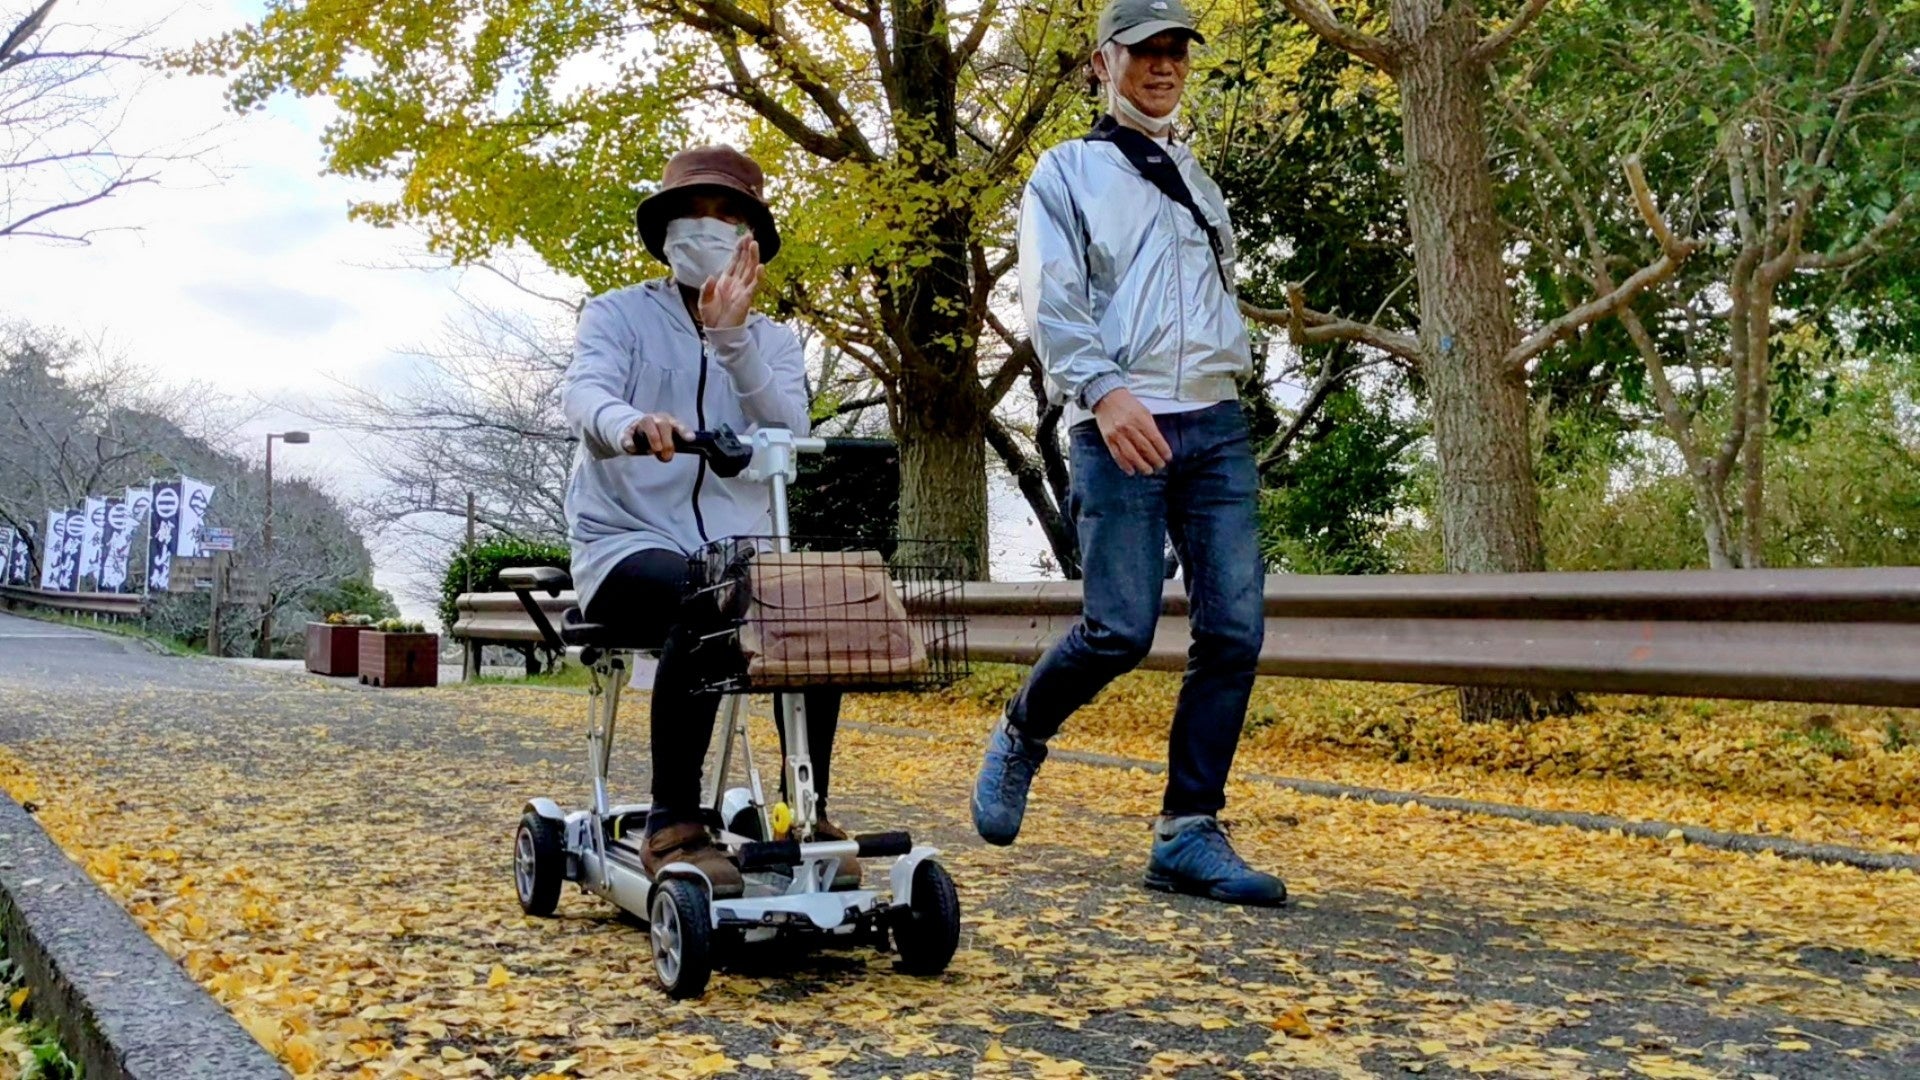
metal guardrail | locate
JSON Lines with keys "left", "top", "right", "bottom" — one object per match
{"left": 450, "top": 568, "right": 1920, "bottom": 707}
{"left": 0, "top": 584, "right": 145, "bottom": 619}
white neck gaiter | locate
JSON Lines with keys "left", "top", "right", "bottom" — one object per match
{"left": 1102, "top": 42, "right": 1179, "bottom": 138}
{"left": 663, "top": 217, "right": 744, "bottom": 288}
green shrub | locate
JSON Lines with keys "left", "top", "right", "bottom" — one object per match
{"left": 438, "top": 536, "right": 571, "bottom": 632}
{"left": 306, "top": 576, "right": 399, "bottom": 626}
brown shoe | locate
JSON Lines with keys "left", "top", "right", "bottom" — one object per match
{"left": 643, "top": 822, "right": 744, "bottom": 898}
{"left": 812, "top": 820, "right": 863, "bottom": 890}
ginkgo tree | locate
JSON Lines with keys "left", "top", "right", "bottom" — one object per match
{"left": 1269, "top": 0, "right": 1699, "bottom": 719}
{"left": 192, "top": 0, "right": 1097, "bottom": 575}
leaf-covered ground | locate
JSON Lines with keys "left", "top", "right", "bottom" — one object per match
{"left": 908, "top": 668, "right": 1920, "bottom": 854}
{"left": 0, "top": 614, "right": 1915, "bottom": 1079}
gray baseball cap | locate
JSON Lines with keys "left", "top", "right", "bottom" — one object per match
{"left": 1097, "top": 0, "right": 1205, "bottom": 47}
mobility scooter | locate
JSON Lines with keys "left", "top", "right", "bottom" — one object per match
{"left": 504, "top": 426, "right": 966, "bottom": 997}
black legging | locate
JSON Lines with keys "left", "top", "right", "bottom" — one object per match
{"left": 584, "top": 548, "right": 840, "bottom": 832}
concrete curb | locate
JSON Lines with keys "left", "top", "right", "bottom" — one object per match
{"left": 0, "top": 794, "right": 288, "bottom": 1080}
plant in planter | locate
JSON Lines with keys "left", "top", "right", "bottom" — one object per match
{"left": 359, "top": 618, "right": 438, "bottom": 688}
{"left": 307, "top": 612, "right": 376, "bottom": 676}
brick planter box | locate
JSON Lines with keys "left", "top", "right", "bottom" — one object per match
{"left": 305, "top": 623, "right": 365, "bottom": 676}
{"left": 358, "top": 632, "right": 440, "bottom": 688}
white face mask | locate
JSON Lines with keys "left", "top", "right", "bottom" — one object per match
{"left": 1102, "top": 42, "right": 1180, "bottom": 137}
{"left": 663, "top": 216, "right": 744, "bottom": 288}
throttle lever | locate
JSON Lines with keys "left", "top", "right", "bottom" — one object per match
{"left": 670, "top": 425, "right": 754, "bottom": 479}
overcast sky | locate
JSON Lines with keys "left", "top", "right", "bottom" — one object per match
{"left": 1, "top": 0, "right": 1053, "bottom": 619}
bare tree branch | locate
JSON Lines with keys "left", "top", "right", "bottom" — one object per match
{"left": 3, "top": 4, "right": 203, "bottom": 242}
{"left": 0, "top": 1, "right": 57, "bottom": 70}
{"left": 1256, "top": 356, "right": 1366, "bottom": 472}
{"left": 954, "top": 0, "right": 1001, "bottom": 70}
{"left": 1241, "top": 291, "right": 1423, "bottom": 363}
{"left": 982, "top": 337, "right": 1036, "bottom": 408}
{"left": 1797, "top": 191, "right": 1914, "bottom": 270}
{"left": 711, "top": 37, "right": 864, "bottom": 163}
{"left": 1506, "top": 158, "right": 1698, "bottom": 372}
{"left": 1470, "top": 0, "right": 1554, "bottom": 65}
{"left": 1277, "top": 0, "right": 1401, "bottom": 73}
{"left": 0, "top": 170, "right": 156, "bottom": 242}
{"left": 982, "top": 414, "right": 1079, "bottom": 578}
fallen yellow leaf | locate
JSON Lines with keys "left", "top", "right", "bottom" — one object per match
{"left": 283, "top": 1034, "right": 319, "bottom": 1075}
{"left": 488, "top": 963, "right": 510, "bottom": 989}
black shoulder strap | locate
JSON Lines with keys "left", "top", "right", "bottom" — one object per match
{"left": 1084, "top": 114, "right": 1230, "bottom": 290}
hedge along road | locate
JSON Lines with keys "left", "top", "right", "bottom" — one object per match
{"left": 0, "top": 609, "right": 1915, "bottom": 1079}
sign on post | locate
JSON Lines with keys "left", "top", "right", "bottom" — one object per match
{"left": 199, "top": 527, "right": 236, "bottom": 552}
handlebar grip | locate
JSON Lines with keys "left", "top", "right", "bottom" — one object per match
{"left": 668, "top": 425, "right": 754, "bottom": 478}
{"left": 736, "top": 839, "right": 801, "bottom": 871}
{"left": 820, "top": 437, "right": 896, "bottom": 453}
{"left": 854, "top": 831, "right": 912, "bottom": 858}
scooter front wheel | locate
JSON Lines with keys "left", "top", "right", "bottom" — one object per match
{"left": 892, "top": 859, "right": 960, "bottom": 976}
{"left": 650, "top": 879, "right": 714, "bottom": 999}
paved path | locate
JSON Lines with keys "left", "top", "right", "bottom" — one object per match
{"left": 0, "top": 609, "right": 1914, "bottom": 1079}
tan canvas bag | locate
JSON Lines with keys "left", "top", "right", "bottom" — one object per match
{"left": 736, "top": 551, "right": 927, "bottom": 684}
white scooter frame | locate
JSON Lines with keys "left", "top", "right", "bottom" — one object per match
{"left": 511, "top": 428, "right": 961, "bottom": 998}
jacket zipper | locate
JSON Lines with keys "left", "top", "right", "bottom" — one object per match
{"left": 1171, "top": 185, "right": 1188, "bottom": 403}
{"left": 691, "top": 333, "right": 711, "bottom": 543}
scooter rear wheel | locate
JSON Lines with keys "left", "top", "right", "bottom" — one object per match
{"left": 650, "top": 879, "right": 714, "bottom": 999}
{"left": 514, "top": 812, "right": 565, "bottom": 917}
{"left": 892, "top": 859, "right": 960, "bottom": 975}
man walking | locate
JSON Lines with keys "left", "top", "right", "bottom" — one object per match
{"left": 971, "top": 0, "right": 1284, "bottom": 906}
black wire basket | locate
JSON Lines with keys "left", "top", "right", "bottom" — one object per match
{"left": 685, "top": 536, "right": 970, "bottom": 695}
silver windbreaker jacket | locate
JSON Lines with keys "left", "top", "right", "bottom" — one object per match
{"left": 1017, "top": 137, "right": 1254, "bottom": 411}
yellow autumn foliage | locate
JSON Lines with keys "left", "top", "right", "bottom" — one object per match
{"left": 924, "top": 666, "right": 1920, "bottom": 808}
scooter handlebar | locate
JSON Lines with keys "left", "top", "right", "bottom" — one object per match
{"left": 669, "top": 426, "right": 754, "bottom": 478}
{"left": 664, "top": 427, "right": 893, "bottom": 478}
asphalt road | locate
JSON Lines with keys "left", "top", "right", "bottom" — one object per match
{"left": 0, "top": 608, "right": 1914, "bottom": 1079}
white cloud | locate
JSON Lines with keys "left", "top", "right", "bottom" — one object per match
{"left": 183, "top": 281, "right": 358, "bottom": 337}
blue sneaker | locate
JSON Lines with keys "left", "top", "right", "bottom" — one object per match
{"left": 1145, "top": 817, "right": 1288, "bottom": 907}
{"left": 971, "top": 715, "right": 1048, "bottom": 846}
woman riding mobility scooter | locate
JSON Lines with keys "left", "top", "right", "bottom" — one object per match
{"left": 504, "top": 425, "right": 967, "bottom": 997}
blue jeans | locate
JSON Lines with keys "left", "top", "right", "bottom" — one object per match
{"left": 1009, "top": 401, "right": 1265, "bottom": 817}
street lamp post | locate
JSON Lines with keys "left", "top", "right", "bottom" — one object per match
{"left": 257, "top": 430, "right": 311, "bottom": 657}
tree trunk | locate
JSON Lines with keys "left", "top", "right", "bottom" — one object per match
{"left": 885, "top": 0, "right": 990, "bottom": 578}
{"left": 1740, "top": 283, "right": 1773, "bottom": 569}
{"left": 1394, "top": 0, "right": 1572, "bottom": 720}
{"left": 1700, "top": 492, "right": 1737, "bottom": 569}
{"left": 898, "top": 397, "right": 990, "bottom": 577}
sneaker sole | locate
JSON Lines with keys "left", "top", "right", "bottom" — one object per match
{"left": 1143, "top": 870, "right": 1287, "bottom": 908}
{"left": 970, "top": 798, "right": 1020, "bottom": 847}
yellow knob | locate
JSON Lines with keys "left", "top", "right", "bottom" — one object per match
{"left": 769, "top": 802, "right": 793, "bottom": 840}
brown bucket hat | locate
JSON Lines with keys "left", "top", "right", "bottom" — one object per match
{"left": 634, "top": 145, "right": 782, "bottom": 264}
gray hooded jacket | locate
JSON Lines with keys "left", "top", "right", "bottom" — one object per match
{"left": 561, "top": 278, "right": 810, "bottom": 612}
